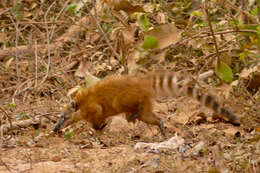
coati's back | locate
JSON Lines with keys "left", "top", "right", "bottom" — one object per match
{"left": 73, "top": 74, "right": 155, "bottom": 114}
{"left": 53, "top": 72, "right": 240, "bottom": 133}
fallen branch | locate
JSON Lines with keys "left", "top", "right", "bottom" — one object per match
{"left": 0, "top": 16, "right": 91, "bottom": 60}
{"left": 0, "top": 115, "right": 48, "bottom": 136}
{"left": 198, "top": 70, "right": 214, "bottom": 81}
{"left": 0, "top": 44, "right": 58, "bottom": 60}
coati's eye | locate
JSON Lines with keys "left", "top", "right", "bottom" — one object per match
{"left": 70, "top": 101, "right": 77, "bottom": 111}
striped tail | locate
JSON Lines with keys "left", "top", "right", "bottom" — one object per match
{"left": 149, "top": 73, "right": 240, "bottom": 125}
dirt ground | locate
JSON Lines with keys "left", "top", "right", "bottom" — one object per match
{"left": 0, "top": 0, "right": 260, "bottom": 173}
{"left": 0, "top": 98, "right": 258, "bottom": 173}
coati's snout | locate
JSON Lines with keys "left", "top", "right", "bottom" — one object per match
{"left": 53, "top": 112, "right": 69, "bottom": 132}
{"left": 53, "top": 101, "right": 78, "bottom": 132}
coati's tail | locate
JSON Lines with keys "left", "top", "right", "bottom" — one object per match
{"left": 149, "top": 73, "right": 240, "bottom": 125}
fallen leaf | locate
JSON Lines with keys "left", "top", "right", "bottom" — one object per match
{"left": 140, "top": 158, "right": 160, "bottom": 169}
{"left": 172, "top": 111, "right": 190, "bottom": 124}
{"left": 105, "top": 0, "right": 144, "bottom": 14}
{"left": 184, "top": 141, "right": 205, "bottom": 157}
{"left": 67, "top": 85, "right": 81, "bottom": 98}
{"left": 146, "top": 23, "right": 181, "bottom": 50}
{"left": 127, "top": 50, "right": 140, "bottom": 74}
{"left": 223, "top": 128, "right": 239, "bottom": 137}
{"left": 64, "top": 61, "right": 78, "bottom": 71}
{"left": 0, "top": 32, "right": 6, "bottom": 41}
{"left": 214, "top": 83, "right": 233, "bottom": 98}
{"left": 121, "top": 24, "right": 137, "bottom": 46}
{"left": 75, "top": 60, "right": 100, "bottom": 87}
{"left": 75, "top": 60, "right": 93, "bottom": 78}
{"left": 5, "top": 57, "right": 14, "bottom": 69}
{"left": 85, "top": 72, "right": 100, "bottom": 87}
{"left": 240, "top": 65, "right": 259, "bottom": 78}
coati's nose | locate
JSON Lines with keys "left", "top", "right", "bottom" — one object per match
{"left": 53, "top": 113, "right": 66, "bottom": 132}
{"left": 53, "top": 123, "right": 61, "bottom": 132}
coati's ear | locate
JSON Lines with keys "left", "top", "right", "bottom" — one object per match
{"left": 70, "top": 101, "right": 77, "bottom": 111}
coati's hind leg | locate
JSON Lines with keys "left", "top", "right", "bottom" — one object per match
{"left": 137, "top": 100, "right": 165, "bottom": 136}
{"left": 139, "top": 112, "right": 165, "bottom": 136}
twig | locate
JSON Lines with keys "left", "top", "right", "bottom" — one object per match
{"left": 204, "top": 0, "right": 220, "bottom": 65}
{"left": 12, "top": 78, "right": 33, "bottom": 99}
{"left": 0, "top": 21, "right": 70, "bottom": 27}
{"left": 204, "top": 48, "right": 240, "bottom": 60}
{"left": 0, "top": 115, "right": 44, "bottom": 135}
{"left": 83, "top": 1, "right": 121, "bottom": 60}
{"left": 39, "top": 1, "right": 56, "bottom": 86}
{"left": 0, "top": 8, "right": 9, "bottom": 16}
{"left": 8, "top": 13, "right": 21, "bottom": 86}
{"left": 0, "top": 107, "right": 13, "bottom": 139}
{"left": 0, "top": 157, "right": 13, "bottom": 173}
{"left": 214, "top": 29, "right": 258, "bottom": 35}
{"left": 0, "top": 26, "right": 256, "bottom": 61}
{"left": 0, "top": 44, "right": 57, "bottom": 60}
{"left": 34, "top": 40, "right": 38, "bottom": 88}
{"left": 177, "top": 29, "right": 257, "bottom": 49}
{"left": 215, "top": 0, "right": 258, "bottom": 23}
{"left": 198, "top": 48, "right": 240, "bottom": 75}
{"left": 49, "top": 0, "right": 70, "bottom": 40}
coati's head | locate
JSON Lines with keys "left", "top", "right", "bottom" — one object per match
{"left": 53, "top": 88, "right": 108, "bottom": 132}
{"left": 53, "top": 88, "right": 87, "bottom": 132}
{"left": 53, "top": 101, "right": 79, "bottom": 132}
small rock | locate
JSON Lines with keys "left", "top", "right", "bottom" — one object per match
{"left": 51, "top": 155, "right": 62, "bottom": 162}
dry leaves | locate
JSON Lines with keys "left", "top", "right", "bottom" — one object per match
{"left": 146, "top": 23, "right": 181, "bottom": 50}
{"left": 105, "top": 0, "right": 144, "bottom": 14}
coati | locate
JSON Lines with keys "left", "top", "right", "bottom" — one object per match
{"left": 53, "top": 72, "right": 240, "bottom": 135}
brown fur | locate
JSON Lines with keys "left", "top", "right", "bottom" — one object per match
{"left": 53, "top": 73, "right": 240, "bottom": 134}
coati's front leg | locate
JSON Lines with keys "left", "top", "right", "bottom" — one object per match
{"left": 92, "top": 117, "right": 107, "bottom": 130}
{"left": 140, "top": 112, "right": 165, "bottom": 136}
{"left": 125, "top": 106, "right": 144, "bottom": 123}
{"left": 90, "top": 104, "right": 108, "bottom": 130}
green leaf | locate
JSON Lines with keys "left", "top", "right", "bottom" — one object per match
{"left": 141, "top": 35, "right": 158, "bottom": 50}
{"left": 65, "top": 132, "right": 73, "bottom": 140}
{"left": 241, "top": 25, "right": 258, "bottom": 30}
{"left": 102, "top": 23, "right": 112, "bottom": 32}
{"left": 238, "top": 52, "right": 247, "bottom": 61}
{"left": 190, "top": 11, "right": 203, "bottom": 17}
{"left": 215, "top": 61, "right": 233, "bottom": 82}
{"left": 11, "top": 2, "right": 23, "bottom": 20}
{"left": 56, "top": 77, "right": 65, "bottom": 86}
{"left": 66, "top": 3, "right": 77, "bottom": 15}
{"left": 137, "top": 57, "right": 149, "bottom": 65}
{"left": 11, "top": 2, "right": 21, "bottom": 13}
{"left": 137, "top": 14, "right": 150, "bottom": 32}
{"left": 251, "top": 7, "right": 258, "bottom": 16}
{"left": 257, "top": 31, "right": 260, "bottom": 48}
{"left": 7, "top": 103, "right": 15, "bottom": 109}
